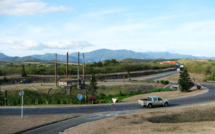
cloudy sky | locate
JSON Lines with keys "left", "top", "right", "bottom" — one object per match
{"left": 0, "top": 0, "right": 215, "bottom": 57}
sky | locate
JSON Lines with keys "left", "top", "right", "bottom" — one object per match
{"left": 0, "top": 0, "right": 215, "bottom": 57}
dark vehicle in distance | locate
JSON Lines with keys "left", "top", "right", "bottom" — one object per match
{"left": 20, "top": 79, "right": 33, "bottom": 83}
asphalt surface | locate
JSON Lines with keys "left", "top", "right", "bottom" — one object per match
{"left": 145, "top": 71, "right": 179, "bottom": 81}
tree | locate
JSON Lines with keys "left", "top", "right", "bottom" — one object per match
{"left": 124, "top": 65, "right": 131, "bottom": 81}
{"left": 178, "top": 67, "right": 192, "bottom": 92}
{"left": 211, "top": 72, "right": 215, "bottom": 81}
{"left": 89, "top": 74, "right": 97, "bottom": 96}
{"left": 21, "top": 65, "right": 27, "bottom": 77}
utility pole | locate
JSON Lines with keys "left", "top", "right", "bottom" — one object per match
{"left": 77, "top": 52, "right": 80, "bottom": 89}
{"left": 55, "top": 53, "right": 57, "bottom": 86}
{"left": 66, "top": 52, "right": 68, "bottom": 78}
{"left": 83, "top": 53, "right": 85, "bottom": 85}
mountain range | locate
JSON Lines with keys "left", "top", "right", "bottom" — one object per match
{"left": 0, "top": 49, "right": 214, "bottom": 63}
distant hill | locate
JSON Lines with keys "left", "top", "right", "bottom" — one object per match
{"left": 0, "top": 53, "right": 8, "bottom": 59}
{"left": 0, "top": 54, "right": 42, "bottom": 62}
{"left": 0, "top": 49, "right": 214, "bottom": 62}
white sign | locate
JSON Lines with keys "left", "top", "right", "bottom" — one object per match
{"left": 112, "top": 98, "right": 117, "bottom": 104}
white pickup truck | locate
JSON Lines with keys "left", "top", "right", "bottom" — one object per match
{"left": 138, "top": 96, "right": 169, "bottom": 108}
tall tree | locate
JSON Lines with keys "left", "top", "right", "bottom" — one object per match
{"left": 90, "top": 73, "right": 97, "bottom": 96}
{"left": 21, "top": 65, "right": 27, "bottom": 77}
{"left": 178, "top": 67, "right": 192, "bottom": 92}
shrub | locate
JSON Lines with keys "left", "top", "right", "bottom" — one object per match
{"left": 161, "top": 80, "right": 169, "bottom": 85}
{"left": 151, "top": 88, "right": 172, "bottom": 92}
{"left": 97, "top": 93, "right": 106, "bottom": 99}
{"left": 89, "top": 96, "right": 97, "bottom": 104}
{"left": 197, "top": 85, "right": 202, "bottom": 89}
{"left": 118, "top": 90, "right": 124, "bottom": 96}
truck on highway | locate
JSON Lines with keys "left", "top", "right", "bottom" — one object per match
{"left": 138, "top": 96, "right": 169, "bottom": 108}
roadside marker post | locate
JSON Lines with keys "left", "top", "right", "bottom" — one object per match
{"left": 112, "top": 98, "right": 117, "bottom": 117}
{"left": 19, "top": 91, "right": 24, "bottom": 118}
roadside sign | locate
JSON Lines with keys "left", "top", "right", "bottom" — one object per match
{"left": 77, "top": 94, "right": 83, "bottom": 100}
{"left": 19, "top": 91, "right": 24, "bottom": 96}
{"left": 112, "top": 98, "right": 117, "bottom": 104}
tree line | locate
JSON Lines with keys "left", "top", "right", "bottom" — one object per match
{"left": 0, "top": 59, "right": 175, "bottom": 76}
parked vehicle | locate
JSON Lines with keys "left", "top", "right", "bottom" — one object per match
{"left": 20, "top": 79, "right": 33, "bottom": 83}
{"left": 138, "top": 96, "right": 169, "bottom": 108}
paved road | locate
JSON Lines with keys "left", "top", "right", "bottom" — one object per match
{"left": 145, "top": 71, "right": 179, "bottom": 81}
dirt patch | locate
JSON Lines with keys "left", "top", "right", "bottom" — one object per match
{"left": 0, "top": 114, "right": 78, "bottom": 134}
{"left": 62, "top": 102, "right": 215, "bottom": 134}
{"left": 122, "top": 86, "right": 208, "bottom": 103}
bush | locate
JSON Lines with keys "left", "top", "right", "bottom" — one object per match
{"left": 197, "top": 85, "right": 202, "bottom": 89}
{"left": 118, "top": 90, "right": 124, "bottom": 96}
{"left": 89, "top": 96, "right": 97, "bottom": 104}
{"left": 97, "top": 93, "right": 106, "bottom": 99}
{"left": 151, "top": 88, "right": 172, "bottom": 92}
{"left": 161, "top": 80, "right": 169, "bottom": 85}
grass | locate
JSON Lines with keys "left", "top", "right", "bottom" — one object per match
{"left": 0, "top": 114, "right": 78, "bottom": 134}
{"left": 0, "top": 81, "right": 169, "bottom": 105}
{"left": 96, "top": 88, "right": 173, "bottom": 103}
{"left": 63, "top": 102, "right": 215, "bottom": 134}
{"left": 147, "top": 106, "right": 215, "bottom": 123}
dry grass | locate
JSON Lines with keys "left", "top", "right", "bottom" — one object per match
{"left": 0, "top": 83, "right": 62, "bottom": 94}
{"left": 62, "top": 102, "right": 215, "bottom": 134}
{"left": 0, "top": 114, "right": 78, "bottom": 134}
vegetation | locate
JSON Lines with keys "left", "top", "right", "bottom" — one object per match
{"left": 89, "top": 74, "right": 97, "bottom": 96}
{"left": 0, "top": 84, "right": 172, "bottom": 106}
{"left": 178, "top": 67, "right": 193, "bottom": 92}
{"left": 148, "top": 106, "right": 215, "bottom": 123}
{"left": 21, "top": 65, "right": 27, "bottom": 77}
{"left": 160, "top": 80, "right": 169, "bottom": 85}
{"left": 179, "top": 59, "right": 215, "bottom": 81}
{"left": 1, "top": 90, "right": 80, "bottom": 106}
{"left": 0, "top": 59, "right": 175, "bottom": 76}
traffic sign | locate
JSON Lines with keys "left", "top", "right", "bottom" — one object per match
{"left": 112, "top": 98, "right": 117, "bottom": 104}
{"left": 77, "top": 94, "right": 83, "bottom": 100}
{"left": 19, "top": 91, "right": 24, "bottom": 96}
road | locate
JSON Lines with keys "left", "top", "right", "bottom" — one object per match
{"left": 144, "top": 71, "right": 179, "bottom": 81}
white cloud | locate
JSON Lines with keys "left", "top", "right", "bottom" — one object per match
{"left": 5, "top": 40, "right": 44, "bottom": 50}
{"left": 2, "top": 40, "right": 93, "bottom": 51}
{"left": 46, "top": 41, "right": 93, "bottom": 49}
{"left": 0, "top": 0, "right": 71, "bottom": 15}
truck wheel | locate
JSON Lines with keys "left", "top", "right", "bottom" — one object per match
{"left": 148, "top": 104, "right": 152, "bottom": 108}
{"left": 164, "top": 102, "right": 169, "bottom": 107}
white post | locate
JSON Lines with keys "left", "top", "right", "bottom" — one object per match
{"left": 114, "top": 104, "right": 115, "bottom": 117}
{"left": 21, "top": 95, "right": 23, "bottom": 118}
